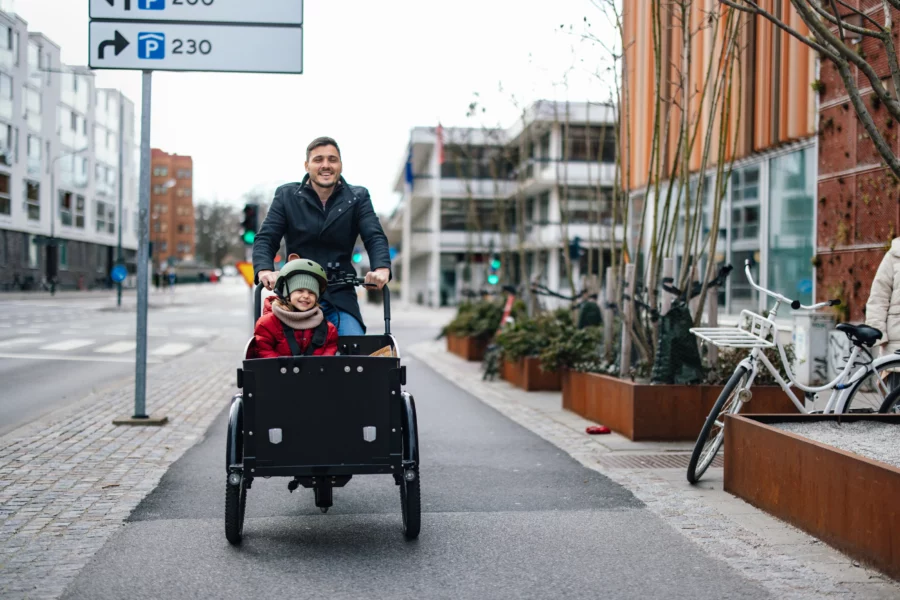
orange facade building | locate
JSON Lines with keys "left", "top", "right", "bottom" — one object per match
{"left": 149, "top": 149, "right": 195, "bottom": 267}
{"left": 623, "top": 1, "right": 817, "bottom": 191}
{"left": 622, "top": 2, "right": 819, "bottom": 315}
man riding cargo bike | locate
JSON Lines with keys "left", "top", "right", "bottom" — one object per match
{"left": 224, "top": 136, "right": 420, "bottom": 545}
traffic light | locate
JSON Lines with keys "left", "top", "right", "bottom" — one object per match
{"left": 352, "top": 248, "right": 363, "bottom": 264}
{"left": 569, "top": 236, "right": 583, "bottom": 261}
{"left": 487, "top": 253, "right": 501, "bottom": 285}
{"left": 241, "top": 203, "right": 259, "bottom": 245}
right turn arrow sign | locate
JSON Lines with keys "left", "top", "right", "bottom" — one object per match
{"left": 98, "top": 31, "right": 130, "bottom": 60}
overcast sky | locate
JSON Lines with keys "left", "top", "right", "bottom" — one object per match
{"left": 17, "top": 0, "right": 616, "bottom": 215}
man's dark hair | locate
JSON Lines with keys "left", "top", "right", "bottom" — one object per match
{"left": 306, "top": 137, "right": 341, "bottom": 160}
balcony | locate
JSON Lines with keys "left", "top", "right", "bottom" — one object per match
{"left": 410, "top": 230, "right": 516, "bottom": 255}
{"left": 522, "top": 160, "right": 617, "bottom": 189}
{"left": 524, "top": 223, "right": 623, "bottom": 247}
{"left": 412, "top": 177, "right": 518, "bottom": 199}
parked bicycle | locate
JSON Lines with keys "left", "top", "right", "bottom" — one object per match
{"left": 686, "top": 260, "right": 900, "bottom": 484}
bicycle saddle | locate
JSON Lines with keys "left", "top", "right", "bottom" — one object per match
{"left": 836, "top": 323, "right": 883, "bottom": 347}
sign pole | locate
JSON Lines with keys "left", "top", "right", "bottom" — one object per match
{"left": 115, "top": 70, "right": 167, "bottom": 426}
{"left": 134, "top": 70, "right": 152, "bottom": 419}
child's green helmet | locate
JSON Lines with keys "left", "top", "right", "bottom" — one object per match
{"left": 275, "top": 258, "right": 328, "bottom": 299}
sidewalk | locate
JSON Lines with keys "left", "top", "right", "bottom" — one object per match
{"left": 408, "top": 340, "right": 900, "bottom": 600}
{"left": 0, "top": 329, "right": 243, "bottom": 599}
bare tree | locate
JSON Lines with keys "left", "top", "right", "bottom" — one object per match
{"left": 194, "top": 200, "right": 244, "bottom": 268}
{"left": 722, "top": 0, "right": 900, "bottom": 179}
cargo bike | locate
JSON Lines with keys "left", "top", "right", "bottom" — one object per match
{"left": 225, "top": 271, "right": 420, "bottom": 544}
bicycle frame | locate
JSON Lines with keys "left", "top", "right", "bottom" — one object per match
{"left": 727, "top": 261, "right": 881, "bottom": 413}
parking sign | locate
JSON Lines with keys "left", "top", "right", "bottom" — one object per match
{"left": 137, "top": 32, "right": 165, "bottom": 59}
{"left": 138, "top": 0, "right": 165, "bottom": 10}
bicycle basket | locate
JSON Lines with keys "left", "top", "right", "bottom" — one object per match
{"left": 690, "top": 310, "right": 776, "bottom": 349}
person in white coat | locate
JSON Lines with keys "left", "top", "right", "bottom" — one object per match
{"left": 866, "top": 238, "right": 900, "bottom": 353}
{"left": 866, "top": 238, "right": 900, "bottom": 389}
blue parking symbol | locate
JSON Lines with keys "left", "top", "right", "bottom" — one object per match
{"left": 138, "top": 0, "right": 165, "bottom": 9}
{"left": 137, "top": 33, "right": 165, "bottom": 59}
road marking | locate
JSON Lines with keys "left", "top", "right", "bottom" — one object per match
{"left": 94, "top": 341, "right": 137, "bottom": 353}
{"left": 68, "top": 323, "right": 90, "bottom": 329}
{"left": 40, "top": 339, "right": 95, "bottom": 351}
{"left": 148, "top": 327, "right": 170, "bottom": 337}
{"left": 0, "top": 337, "right": 40, "bottom": 347}
{"left": 0, "top": 352, "right": 161, "bottom": 364}
{"left": 181, "top": 328, "right": 212, "bottom": 338}
{"left": 151, "top": 343, "right": 193, "bottom": 356}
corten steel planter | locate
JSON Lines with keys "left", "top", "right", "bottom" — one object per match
{"left": 724, "top": 414, "right": 900, "bottom": 580}
{"left": 501, "top": 357, "right": 562, "bottom": 391}
{"left": 446, "top": 334, "right": 488, "bottom": 361}
{"left": 560, "top": 370, "right": 798, "bottom": 441}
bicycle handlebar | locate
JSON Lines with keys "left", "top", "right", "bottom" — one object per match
{"left": 743, "top": 259, "right": 839, "bottom": 311}
{"left": 255, "top": 273, "right": 393, "bottom": 335}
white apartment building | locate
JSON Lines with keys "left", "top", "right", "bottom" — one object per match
{"left": 388, "top": 101, "right": 620, "bottom": 307}
{"left": 0, "top": 10, "right": 139, "bottom": 291}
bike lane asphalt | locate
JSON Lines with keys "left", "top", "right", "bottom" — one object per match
{"left": 61, "top": 324, "right": 770, "bottom": 600}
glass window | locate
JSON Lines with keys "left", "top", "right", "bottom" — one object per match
{"left": 59, "top": 243, "right": 68, "bottom": 270}
{"left": 75, "top": 195, "right": 85, "bottom": 228}
{"left": 769, "top": 148, "right": 815, "bottom": 306}
{"left": 59, "top": 190, "right": 73, "bottom": 226}
{"left": 96, "top": 200, "right": 107, "bottom": 232}
{"left": 0, "top": 172, "right": 9, "bottom": 215}
{"left": 0, "top": 124, "right": 11, "bottom": 165}
{"left": 729, "top": 165, "right": 761, "bottom": 313}
{"left": 25, "top": 180, "right": 39, "bottom": 221}
{"left": 28, "top": 234, "right": 38, "bottom": 268}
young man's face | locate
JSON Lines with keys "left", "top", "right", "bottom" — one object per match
{"left": 305, "top": 145, "right": 342, "bottom": 188}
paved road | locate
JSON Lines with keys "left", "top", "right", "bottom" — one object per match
{"left": 0, "top": 280, "right": 250, "bottom": 437}
{"left": 61, "top": 316, "right": 770, "bottom": 599}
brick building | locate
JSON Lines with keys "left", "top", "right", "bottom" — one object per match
{"left": 149, "top": 149, "right": 194, "bottom": 268}
{"left": 815, "top": 8, "right": 900, "bottom": 322}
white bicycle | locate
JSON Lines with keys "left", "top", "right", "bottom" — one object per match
{"left": 686, "top": 260, "right": 900, "bottom": 484}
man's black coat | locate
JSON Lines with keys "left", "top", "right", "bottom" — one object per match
{"left": 252, "top": 175, "right": 391, "bottom": 332}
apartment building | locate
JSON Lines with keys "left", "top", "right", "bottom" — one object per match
{"left": 388, "top": 101, "right": 619, "bottom": 307}
{"left": 0, "top": 10, "right": 139, "bottom": 290}
{"left": 149, "top": 149, "right": 194, "bottom": 268}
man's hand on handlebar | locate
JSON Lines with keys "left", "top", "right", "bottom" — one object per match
{"left": 364, "top": 267, "right": 390, "bottom": 290}
{"left": 257, "top": 270, "right": 278, "bottom": 291}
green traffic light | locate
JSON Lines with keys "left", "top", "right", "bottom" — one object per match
{"left": 352, "top": 253, "right": 362, "bottom": 263}
{"left": 242, "top": 231, "right": 256, "bottom": 244}
{"left": 487, "top": 274, "right": 499, "bottom": 285}
{"left": 490, "top": 259, "right": 501, "bottom": 269}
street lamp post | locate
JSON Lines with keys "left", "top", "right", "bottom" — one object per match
{"left": 49, "top": 146, "right": 89, "bottom": 296}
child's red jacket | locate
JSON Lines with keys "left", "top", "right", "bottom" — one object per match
{"left": 249, "top": 296, "right": 338, "bottom": 358}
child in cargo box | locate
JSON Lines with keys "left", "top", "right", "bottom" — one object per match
{"left": 252, "top": 258, "right": 338, "bottom": 358}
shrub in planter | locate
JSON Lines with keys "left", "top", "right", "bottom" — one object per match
{"left": 496, "top": 309, "right": 572, "bottom": 362}
{"left": 440, "top": 300, "right": 504, "bottom": 341}
{"left": 539, "top": 325, "right": 603, "bottom": 372}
